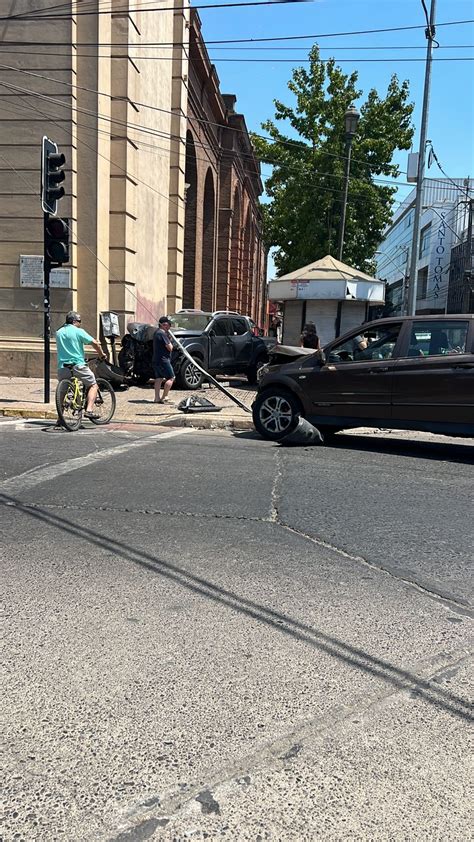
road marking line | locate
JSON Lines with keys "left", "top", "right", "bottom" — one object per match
{"left": 0, "top": 418, "right": 28, "bottom": 427}
{"left": 0, "top": 427, "right": 192, "bottom": 494}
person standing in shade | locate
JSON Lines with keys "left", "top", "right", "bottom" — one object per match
{"left": 300, "top": 322, "right": 320, "bottom": 350}
{"left": 153, "top": 316, "right": 175, "bottom": 404}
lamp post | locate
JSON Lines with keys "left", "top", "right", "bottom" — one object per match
{"left": 337, "top": 105, "right": 360, "bottom": 262}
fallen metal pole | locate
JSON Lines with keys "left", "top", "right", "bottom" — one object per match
{"left": 169, "top": 330, "right": 252, "bottom": 413}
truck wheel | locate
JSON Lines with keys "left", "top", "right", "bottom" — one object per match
{"left": 252, "top": 388, "right": 302, "bottom": 441}
{"left": 247, "top": 356, "right": 267, "bottom": 385}
{"left": 177, "top": 358, "right": 205, "bottom": 390}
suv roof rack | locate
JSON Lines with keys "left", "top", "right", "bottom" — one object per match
{"left": 212, "top": 310, "right": 243, "bottom": 317}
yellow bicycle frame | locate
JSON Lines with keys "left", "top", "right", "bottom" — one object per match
{"left": 69, "top": 376, "right": 84, "bottom": 410}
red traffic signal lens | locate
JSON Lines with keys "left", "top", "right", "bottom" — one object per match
{"left": 46, "top": 218, "right": 68, "bottom": 238}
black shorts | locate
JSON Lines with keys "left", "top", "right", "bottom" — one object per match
{"left": 154, "top": 359, "right": 175, "bottom": 380}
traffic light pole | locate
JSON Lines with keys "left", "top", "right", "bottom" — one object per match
{"left": 43, "top": 211, "right": 51, "bottom": 404}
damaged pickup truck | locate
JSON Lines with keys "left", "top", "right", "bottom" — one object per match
{"left": 118, "top": 311, "right": 272, "bottom": 389}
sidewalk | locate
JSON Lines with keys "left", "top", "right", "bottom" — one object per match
{"left": 0, "top": 376, "right": 256, "bottom": 431}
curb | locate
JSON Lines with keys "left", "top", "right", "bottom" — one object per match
{"left": 1, "top": 408, "right": 57, "bottom": 419}
{"left": 160, "top": 414, "right": 254, "bottom": 431}
{"left": 0, "top": 406, "right": 255, "bottom": 431}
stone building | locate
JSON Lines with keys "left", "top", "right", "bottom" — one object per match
{"left": 182, "top": 11, "right": 266, "bottom": 324}
{"left": 0, "top": 1, "right": 266, "bottom": 377}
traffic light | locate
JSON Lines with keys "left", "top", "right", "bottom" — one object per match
{"left": 44, "top": 217, "right": 69, "bottom": 266}
{"left": 41, "top": 136, "right": 66, "bottom": 215}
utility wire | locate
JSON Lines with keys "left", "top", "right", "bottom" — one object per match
{"left": 1, "top": 70, "right": 468, "bottom": 195}
{"left": 1, "top": 92, "right": 411, "bottom": 212}
{"left": 0, "top": 151, "right": 165, "bottom": 325}
{"left": 1, "top": 48, "right": 472, "bottom": 61}
{"left": 0, "top": 79, "right": 466, "bottom": 203}
{"left": 0, "top": 70, "right": 429, "bottom": 184}
{"left": 1, "top": 14, "right": 472, "bottom": 34}
{"left": 2, "top": 42, "right": 473, "bottom": 50}
{"left": 428, "top": 143, "right": 472, "bottom": 200}
{"left": 0, "top": 0, "right": 312, "bottom": 22}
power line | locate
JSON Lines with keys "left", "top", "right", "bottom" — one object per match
{"left": 0, "top": 150, "right": 165, "bottom": 325}
{"left": 1, "top": 47, "right": 472, "bottom": 62}
{"left": 0, "top": 70, "right": 428, "bottom": 184}
{"left": 428, "top": 143, "right": 472, "bottom": 200}
{"left": 1, "top": 92, "right": 413, "bottom": 211}
{"left": 1, "top": 40, "right": 472, "bottom": 50}
{"left": 3, "top": 0, "right": 173, "bottom": 17}
{"left": 0, "top": 0, "right": 312, "bottom": 23}
{"left": 1, "top": 13, "right": 472, "bottom": 34}
{"left": 0, "top": 74, "right": 466, "bottom": 206}
{"left": 1, "top": 76, "right": 468, "bottom": 200}
{"left": 0, "top": 88, "right": 416, "bottom": 218}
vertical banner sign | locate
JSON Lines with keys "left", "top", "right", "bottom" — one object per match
{"left": 429, "top": 210, "right": 452, "bottom": 302}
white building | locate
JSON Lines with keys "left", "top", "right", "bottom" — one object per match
{"left": 375, "top": 179, "right": 472, "bottom": 315}
{"left": 267, "top": 255, "right": 385, "bottom": 346}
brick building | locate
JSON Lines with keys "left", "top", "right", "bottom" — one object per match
{"left": 182, "top": 11, "right": 266, "bottom": 325}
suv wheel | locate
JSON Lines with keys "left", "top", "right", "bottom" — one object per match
{"left": 177, "top": 357, "right": 205, "bottom": 390}
{"left": 253, "top": 389, "right": 302, "bottom": 441}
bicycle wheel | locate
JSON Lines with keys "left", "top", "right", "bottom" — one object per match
{"left": 89, "top": 378, "right": 116, "bottom": 425}
{"left": 55, "top": 379, "right": 83, "bottom": 431}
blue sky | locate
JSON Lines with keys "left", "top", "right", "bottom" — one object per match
{"left": 199, "top": 0, "right": 474, "bottom": 273}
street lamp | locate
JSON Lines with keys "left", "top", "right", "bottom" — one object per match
{"left": 337, "top": 104, "right": 360, "bottom": 262}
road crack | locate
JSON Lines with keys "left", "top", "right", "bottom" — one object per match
{"left": 109, "top": 649, "right": 473, "bottom": 839}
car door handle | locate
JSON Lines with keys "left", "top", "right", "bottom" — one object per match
{"left": 369, "top": 367, "right": 389, "bottom": 373}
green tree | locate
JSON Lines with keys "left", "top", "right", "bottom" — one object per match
{"left": 252, "top": 46, "right": 414, "bottom": 276}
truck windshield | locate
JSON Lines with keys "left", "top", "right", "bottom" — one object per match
{"left": 169, "top": 313, "right": 212, "bottom": 331}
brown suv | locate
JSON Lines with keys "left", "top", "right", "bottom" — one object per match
{"left": 253, "top": 315, "right": 474, "bottom": 441}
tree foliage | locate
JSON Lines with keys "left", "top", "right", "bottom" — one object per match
{"left": 252, "top": 47, "right": 414, "bottom": 276}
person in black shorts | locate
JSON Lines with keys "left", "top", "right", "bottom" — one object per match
{"left": 153, "top": 316, "right": 175, "bottom": 403}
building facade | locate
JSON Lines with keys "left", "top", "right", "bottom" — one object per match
{"left": 182, "top": 11, "right": 266, "bottom": 324}
{"left": 375, "top": 179, "right": 473, "bottom": 316}
{"left": 0, "top": 1, "right": 266, "bottom": 377}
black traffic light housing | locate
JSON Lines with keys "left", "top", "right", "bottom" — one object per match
{"left": 44, "top": 216, "right": 69, "bottom": 266}
{"left": 41, "top": 136, "right": 66, "bottom": 215}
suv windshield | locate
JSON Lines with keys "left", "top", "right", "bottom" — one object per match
{"left": 169, "top": 313, "right": 212, "bottom": 331}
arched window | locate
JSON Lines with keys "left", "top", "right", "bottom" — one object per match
{"left": 183, "top": 131, "right": 198, "bottom": 307}
{"left": 201, "top": 169, "right": 215, "bottom": 311}
{"left": 229, "top": 187, "right": 241, "bottom": 311}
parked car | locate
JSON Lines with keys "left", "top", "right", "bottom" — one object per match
{"left": 119, "top": 311, "right": 272, "bottom": 389}
{"left": 253, "top": 315, "right": 474, "bottom": 441}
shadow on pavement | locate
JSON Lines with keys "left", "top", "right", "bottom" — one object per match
{"left": 328, "top": 432, "right": 474, "bottom": 465}
{"left": 233, "top": 430, "right": 474, "bottom": 463}
{"left": 2, "top": 492, "right": 471, "bottom": 724}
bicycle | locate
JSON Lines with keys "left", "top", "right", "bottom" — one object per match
{"left": 55, "top": 364, "right": 116, "bottom": 431}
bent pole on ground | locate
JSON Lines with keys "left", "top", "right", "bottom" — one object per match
{"left": 169, "top": 330, "right": 252, "bottom": 413}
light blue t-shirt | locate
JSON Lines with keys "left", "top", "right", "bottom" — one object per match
{"left": 56, "top": 324, "right": 94, "bottom": 369}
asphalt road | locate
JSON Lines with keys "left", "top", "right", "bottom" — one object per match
{"left": 1, "top": 419, "right": 473, "bottom": 841}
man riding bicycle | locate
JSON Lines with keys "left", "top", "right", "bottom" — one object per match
{"left": 56, "top": 311, "right": 107, "bottom": 420}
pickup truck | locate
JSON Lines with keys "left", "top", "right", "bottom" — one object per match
{"left": 118, "top": 310, "right": 272, "bottom": 389}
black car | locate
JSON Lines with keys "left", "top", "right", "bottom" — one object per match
{"left": 119, "top": 311, "right": 271, "bottom": 389}
{"left": 253, "top": 315, "right": 474, "bottom": 441}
